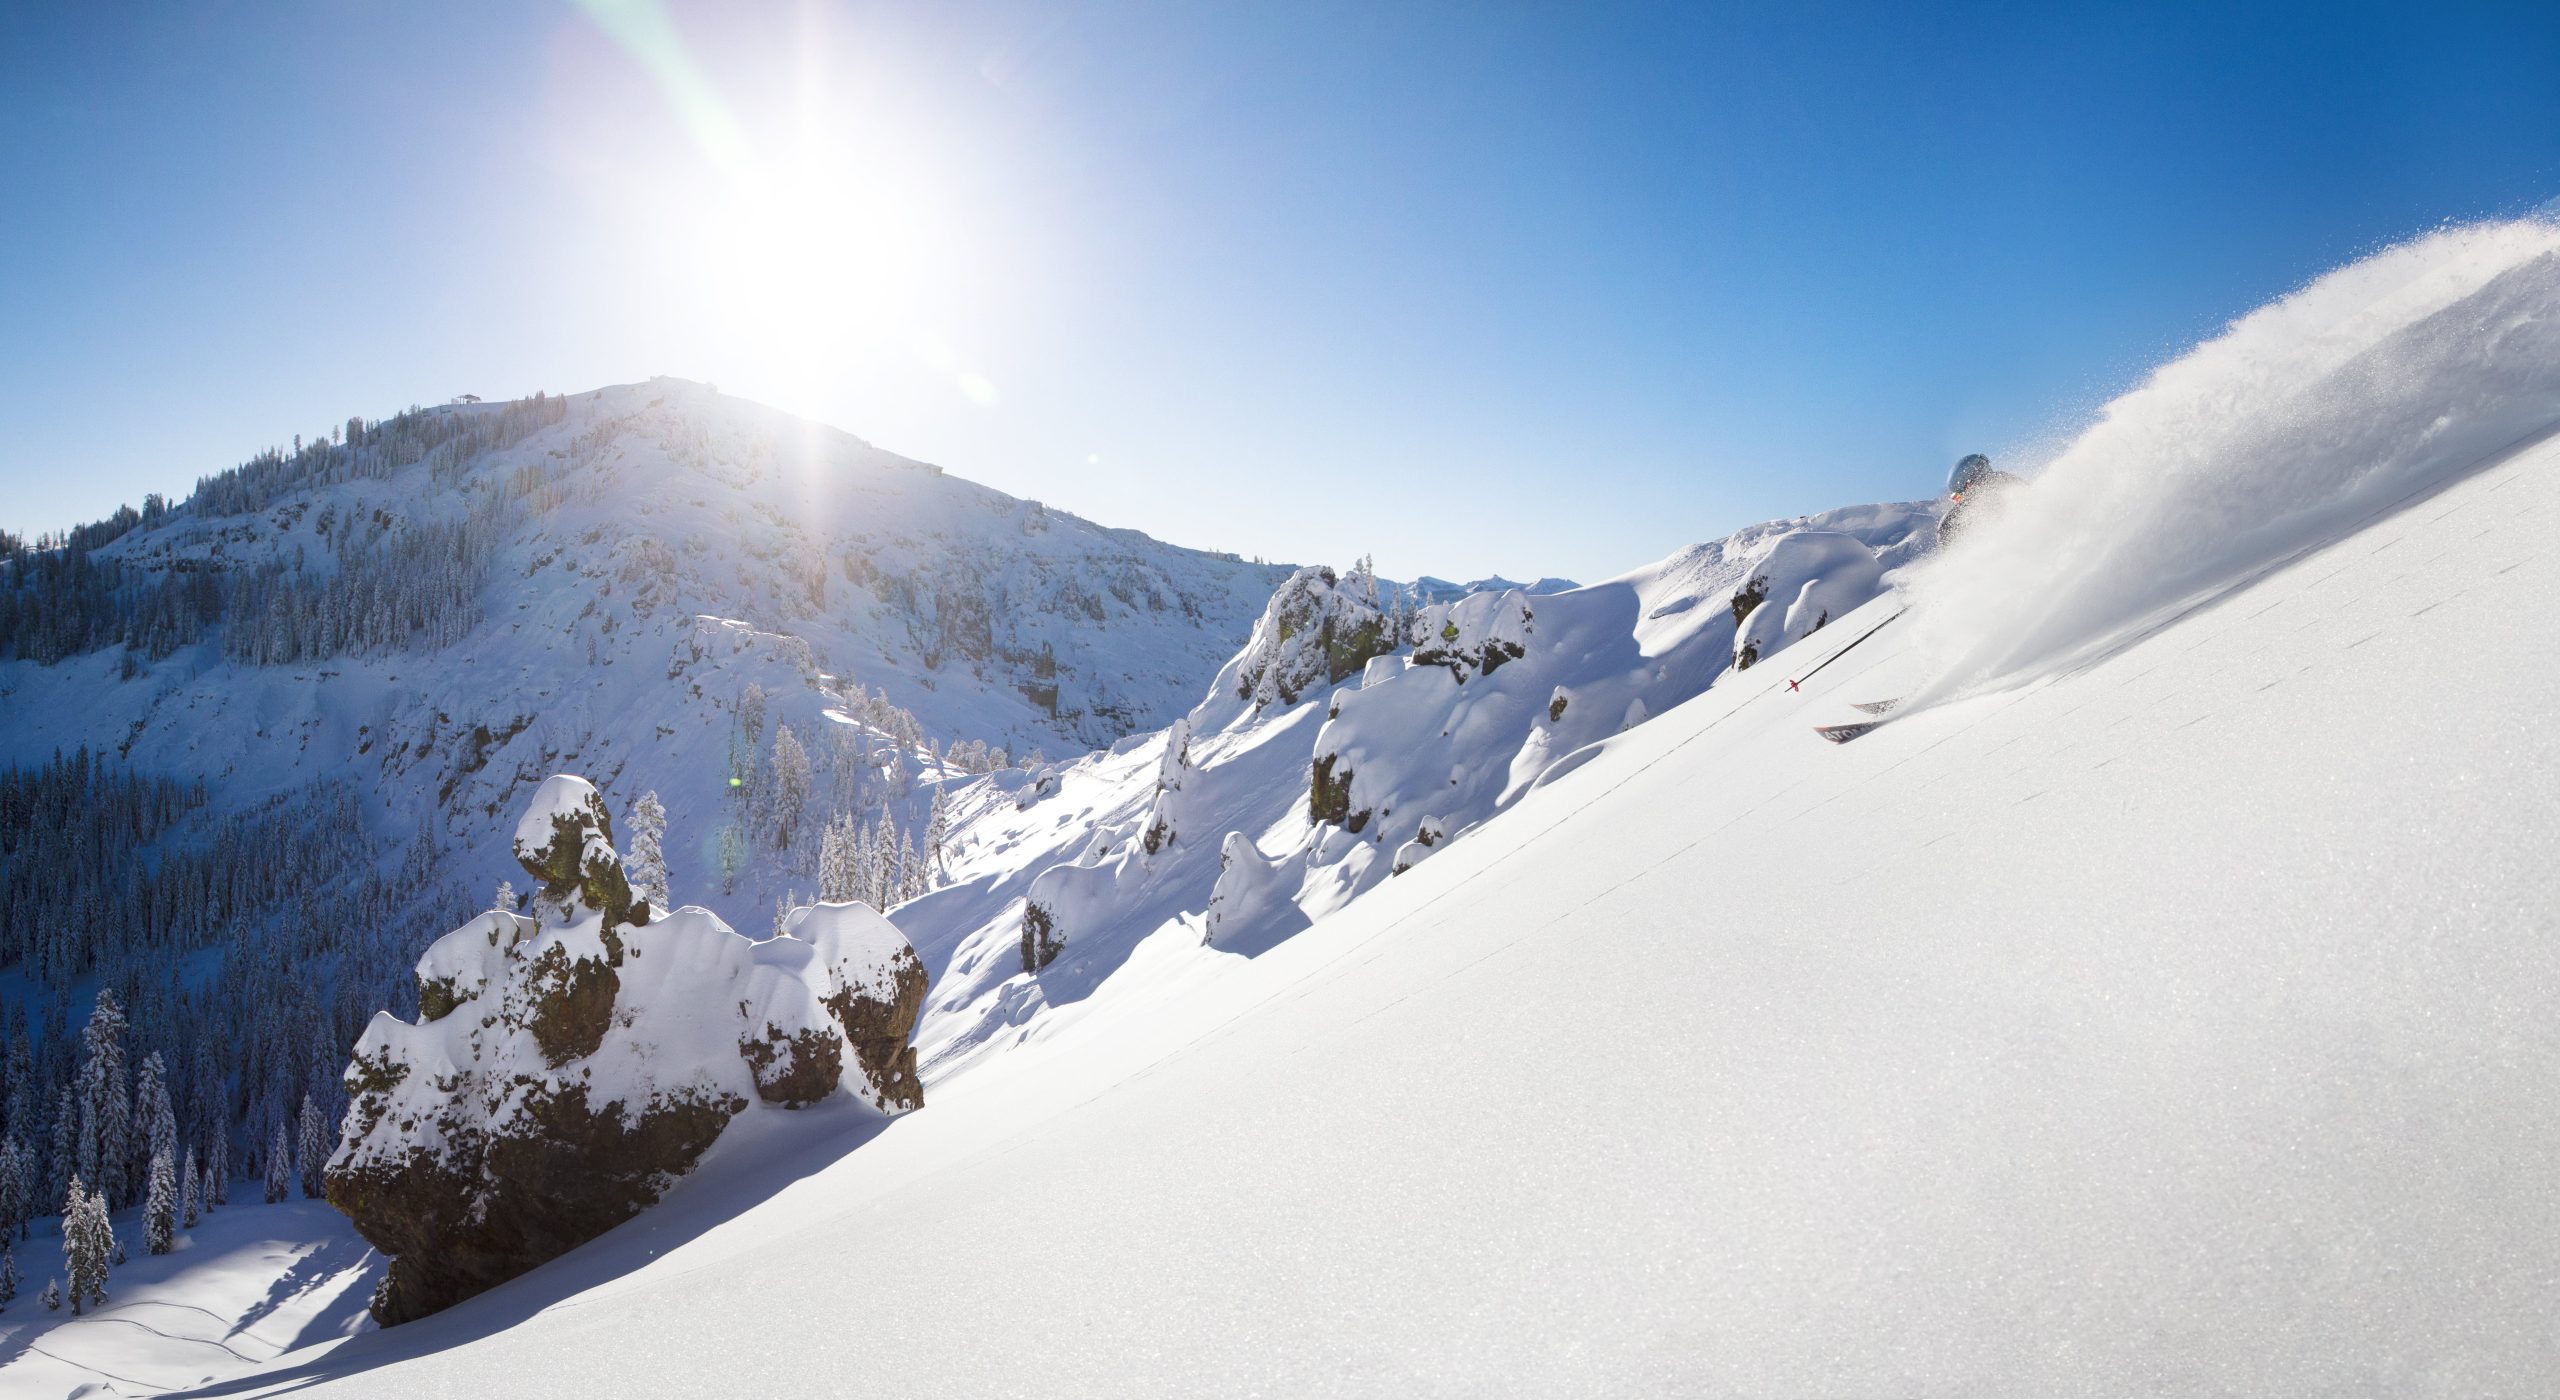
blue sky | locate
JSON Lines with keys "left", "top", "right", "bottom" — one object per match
{"left": 5, "top": 1, "right": 2558, "bottom": 582}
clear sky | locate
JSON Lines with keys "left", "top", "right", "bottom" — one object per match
{"left": 5, "top": 1, "right": 2559, "bottom": 583}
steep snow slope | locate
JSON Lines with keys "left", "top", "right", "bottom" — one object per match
{"left": 216, "top": 363, "right": 2560, "bottom": 1396}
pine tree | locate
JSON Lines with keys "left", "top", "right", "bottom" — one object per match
{"left": 181, "top": 1146, "right": 199, "bottom": 1227}
{"left": 626, "top": 790, "right": 669, "bottom": 912}
{"left": 0, "top": 1136, "right": 24, "bottom": 1243}
{"left": 925, "top": 787, "right": 951, "bottom": 884}
{"left": 853, "top": 818, "right": 878, "bottom": 906}
{"left": 871, "top": 813, "right": 900, "bottom": 907}
{"left": 208, "top": 1131, "right": 228, "bottom": 1206}
{"left": 493, "top": 878, "right": 515, "bottom": 912}
{"left": 0, "top": 1245, "right": 18, "bottom": 1310}
{"left": 769, "top": 722, "right": 812, "bottom": 849}
{"left": 41, "top": 1277, "right": 58, "bottom": 1311}
{"left": 296, "top": 1094, "right": 326, "bottom": 1198}
{"left": 716, "top": 822, "right": 745, "bottom": 896}
{"left": 135, "top": 1051, "right": 176, "bottom": 1187}
{"left": 265, "top": 1122, "right": 290, "bottom": 1203}
{"left": 819, "top": 812, "right": 858, "bottom": 902}
{"left": 47, "top": 1081, "right": 77, "bottom": 1221}
{"left": 62, "top": 1176, "right": 109, "bottom": 1315}
{"left": 74, "top": 991, "right": 132, "bottom": 1207}
{"left": 144, "top": 1148, "right": 175, "bottom": 1253}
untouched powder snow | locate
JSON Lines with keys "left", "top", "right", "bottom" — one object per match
{"left": 206, "top": 278, "right": 2560, "bottom": 1394}
{"left": 0, "top": 1200, "right": 376, "bottom": 1396}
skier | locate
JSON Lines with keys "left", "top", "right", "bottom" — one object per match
{"left": 1937, "top": 453, "right": 2022, "bottom": 545}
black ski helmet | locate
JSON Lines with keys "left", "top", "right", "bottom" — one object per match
{"left": 1947, "top": 453, "right": 1993, "bottom": 495}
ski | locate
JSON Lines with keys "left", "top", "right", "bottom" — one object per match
{"left": 1814, "top": 719, "right": 1890, "bottom": 744}
{"left": 1850, "top": 698, "right": 1901, "bottom": 715}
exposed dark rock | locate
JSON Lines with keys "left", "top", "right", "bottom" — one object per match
{"left": 739, "top": 1026, "right": 844, "bottom": 1108}
{"left": 1021, "top": 899, "right": 1063, "bottom": 973}
{"left": 821, "top": 944, "right": 928, "bottom": 1112}
{"left": 331, "top": 1081, "right": 741, "bottom": 1326}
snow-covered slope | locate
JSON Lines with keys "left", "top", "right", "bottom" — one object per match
{"left": 178, "top": 215, "right": 2560, "bottom": 1399}
{"left": 207, "top": 379, "right": 2560, "bottom": 1398}
{"left": 0, "top": 1199, "right": 375, "bottom": 1396}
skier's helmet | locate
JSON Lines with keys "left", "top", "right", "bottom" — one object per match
{"left": 1947, "top": 453, "right": 1993, "bottom": 496}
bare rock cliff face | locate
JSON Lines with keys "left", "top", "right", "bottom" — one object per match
{"left": 327, "top": 774, "right": 927, "bottom": 1325}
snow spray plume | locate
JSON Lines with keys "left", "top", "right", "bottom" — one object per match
{"left": 1899, "top": 216, "right": 2560, "bottom": 707}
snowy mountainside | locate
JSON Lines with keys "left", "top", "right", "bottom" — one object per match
{"left": 893, "top": 501, "right": 1932, "bottom": 1078}
{"left": 0, "top": 377, "right": 1292, "bottom": 948}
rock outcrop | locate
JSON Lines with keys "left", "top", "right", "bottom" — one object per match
{"left": 327, "top": 774, "right": 927, "bottom": 1326}
{"left": 1232, "top": 563, "right": 1397, "bottom": 709}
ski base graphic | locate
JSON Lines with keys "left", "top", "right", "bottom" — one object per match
{"left": 1814, "top": 719, "right": 1890, "bottom": 744}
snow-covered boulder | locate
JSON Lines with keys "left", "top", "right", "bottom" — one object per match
{"left": 1202, "top": 832, "right": 1306, "bottom": 950}
{"left": 1410, "top": 589, "right": 1534, "bottom": 680}
{"left": 1232, "top": 564, "right": 1397, "bottom": 709}
{"left": 512, "top": 774, "right": 641, "bottom": 932}
{"left": 1140, "top": 716, "right": 1195, "bottom": 856}
{"left": 1019, "top": 853, "right": 1115, "bottom": 974}
{"left": 328, "top": 776, "right": 927, "bottom": 1325}
{"left": 1728, "top": 531, "right": 1882, "bottom": 671}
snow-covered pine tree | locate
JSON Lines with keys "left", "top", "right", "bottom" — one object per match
{"left": 871, "top": 813, "right": 899, "bottom": 907}
{"left": 136, "top": 1051, "right": 176, "bottom": 1190}
{"left": 144, "top": 1148, "right": 175, "bottom": 1253}
{"left": 825, "top": 812, "right": 865, "bottom": 902}
{"left": 74, "top": 991, "right": 132, "bottom": 1207}
{"left": 295, "top": 1095, "right": 326, "bottom": 1199}
{"left": 0, "top": 1244, "right": 17, "bottom": 1310}
{"left": 494, "top": 878, "right": 515, "bottom": 912}
{"left": 626, "top": 790, "right": 669, "bottom": 912}
{"left": 852, "top": 817, "right": 878, "bottom": 906}
{"left": 0, "top": 1136, "right": 24, "bottom": 1242}
{"left": 265, "top": 1122, "right": 290, "bottom": 1203}
{"left": 716, "top": 821, "right": 745, "bottom": 895}
{"left": 769, "top": 722, "right": 812, "bottom": 850}
{"left": 925, "top": 787, "right": 951, "bottom": 884}
{"left": 62, "top": 1177, "right": 109, "bottom": 1314}
{"left": 41, "top": 1277, "right": 59, "bottom": 1311}
{"left": 897, "top": 828, "right": 920, "bottom": 906}
{"left": 208, "top": 1131, "right": 228, "bottom": 1206}
{"left": 47, "top": 1082, "right": 77, "bottom": 1220}
{"left": 738, "top": 683, "right": 768, "bottom": 749}
{"left": 181, "top": 1146, "right": 199, "bottom": 1227}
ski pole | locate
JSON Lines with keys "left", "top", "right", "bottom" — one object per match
{"left": 1784, "top": 607, "right": 1906, "bottom": 693}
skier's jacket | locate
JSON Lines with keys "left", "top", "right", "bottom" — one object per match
{"left": 1938, "top": 469, "right": 2023, "bottom": 545}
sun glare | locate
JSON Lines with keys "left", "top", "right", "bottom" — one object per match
{"left": 577, "top": 0, "right": 1005, "bottom": 412}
